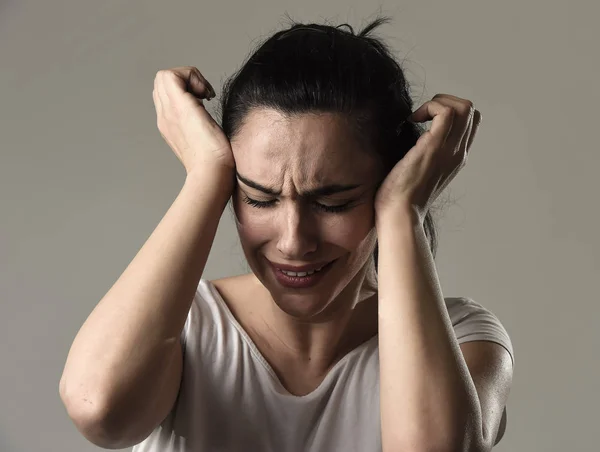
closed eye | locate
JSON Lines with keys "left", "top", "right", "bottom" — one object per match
{"left": 242, "top": 195, "right": 352, "bottom": 213}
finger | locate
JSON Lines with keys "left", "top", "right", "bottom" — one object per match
{"left": 152, "top": 77, "right": 163, "bottom": 116}
{"left": 409, "top": 100, "right": 454, "bottom": 152}
{"left": 431, "top": 93, "right": 469, "bottom": 103}
{"left": 152, "top": 88, "right": 163, "bottom": 127}
{"left": 156, "top": 67, "right": 214, "bottom": 110}
{"left": 465, "top": 109, "right": 482, "bottom": 152}
{"left": 188, "top": 67, "right": 216, "bottom": 99}
{"left": 156, "top": 70, "right": 172, "bottom": 111}
{"left": 171, "top": 66, "right": 215, "bottom": 99}
{"left": 461, "top": 106, "right": 474, "bottom": 156}
{"left": 431, "top": 94, "right": 474, "bottom": 155}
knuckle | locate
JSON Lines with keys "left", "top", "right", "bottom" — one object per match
{"left": 463, "top": 102, "right": 474, "bottom": 117}
{"left": 155, "top": 69, "right": 173, "bottom": 85}
{"left": 156, "top": 69, "right": 176, "bottom": 82}
{"left": 442, "top": 105, "right": 454, "bottom": 117}
{"left": 164, "top": 69, "right": 177, "bottom": 80}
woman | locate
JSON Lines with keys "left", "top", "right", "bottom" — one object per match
{"left": 59, "top": 18, "right": 514, "bottom": 452}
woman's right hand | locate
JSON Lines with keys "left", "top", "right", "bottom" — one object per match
{"left": 152, "top": 66, "right": 235, "bottom": 174}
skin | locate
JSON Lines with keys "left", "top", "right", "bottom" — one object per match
{"left": 216, "top": 108, "right": 385, "bottom": 392}
{"left": 61, "top": 65, "right": 510, "bottom": 450}
{"left": 214, "top": 100, "right": 511, "bottom": 451}
{"left": 152, "top": 66, "right": 511, "bottom": 450}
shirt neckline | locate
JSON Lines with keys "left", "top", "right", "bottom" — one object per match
{"left": 204, "top": 279, "right": 378, "bottom": 399}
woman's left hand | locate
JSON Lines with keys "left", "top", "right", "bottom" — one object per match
{"left": 374, "top": 94, "right": 482, "bottom": 222}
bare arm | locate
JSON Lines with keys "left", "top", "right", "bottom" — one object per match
{"left": 59, "top": 168, "right": 233, "bottom": 449}
{"left": 377, "top": 207, "right": 511, "bottom": 452}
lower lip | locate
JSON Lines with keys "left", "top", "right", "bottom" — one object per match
{"left": 270, "top": 260, "right": 336, "bottom": 289}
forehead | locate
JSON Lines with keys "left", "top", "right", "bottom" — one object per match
{"left": 230, "top": 108, "right": 379, "bottom": 188}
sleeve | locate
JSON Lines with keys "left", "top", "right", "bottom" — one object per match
{"left": 445, "top": 296, "right": 515, "bottom": 366}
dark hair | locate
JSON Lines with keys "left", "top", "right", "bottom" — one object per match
{"left": 219, "top": 16, "right": 438, "bottom": 269}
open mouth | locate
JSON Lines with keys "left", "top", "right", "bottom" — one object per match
{"left": 269, "top": 259, "right": 337, "bottom": 288}
{"left": 278, "top": 263, "right": 327, "bottom": 277}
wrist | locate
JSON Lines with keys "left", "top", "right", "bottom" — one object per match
{"left": 375, "top": 206, "right": 431, "bottom": 263}
{"left": 375, "top": 204, "right": 422, "bottom": 230}
{"left": 184, "top": 166, "right": 235, "bottom": 204}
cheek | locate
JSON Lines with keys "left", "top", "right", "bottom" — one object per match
{"left": 322, "top": 207, "right": 375, "bottom": 248}
{"left": 233, "top": 200, "right": 275, "bottom": 245}
{"left": 237, "top": 222, "right": 270, "bottom": 247}
{"left": 327, "top": 208, "right": 378, "bottom": 269}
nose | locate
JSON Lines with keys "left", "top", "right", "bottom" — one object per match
{"left": 276, "top": 202, "right": 318, "bottom": 259}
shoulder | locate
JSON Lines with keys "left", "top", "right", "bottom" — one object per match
{"left": 203, "top": 274, "right": 269, "bottom": 345}
{"left": 180, "top": 277, "right": 248, "bottom": 345}
{"left": 444, "top": 296, "right": 515, "bottom": 366}
{"left": 444, "top": 296, "right": 504, "bottom": 327}
{"left": 181, "top": 276, "right": 256, "bottom": 361}
{"left": 209, "top": 273, "right": 259, "bottom": 313}
{"left": 209, "top": 274, "right": 252, "bottom": 300}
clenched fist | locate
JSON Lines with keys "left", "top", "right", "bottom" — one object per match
{"left": 152, "top": 66, "right": 235, "bottom": 174}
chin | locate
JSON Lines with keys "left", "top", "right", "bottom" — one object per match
{"left": 270, "top": 291, "right": 332, "bottom": 320}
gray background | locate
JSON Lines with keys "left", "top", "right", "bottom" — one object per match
{"left": 1, "top": 0, "right": 597, "bottom": 451}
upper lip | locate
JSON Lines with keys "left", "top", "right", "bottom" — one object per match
{"left": 267, "top": 259, "right": 333, "bottom": 272}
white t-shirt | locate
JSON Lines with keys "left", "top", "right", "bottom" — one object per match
{"left": 132, "top": 279, "right": 514, "bottom": 452}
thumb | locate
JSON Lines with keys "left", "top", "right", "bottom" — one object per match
{"left": 187, "top": 68, "right": 216, "bottom": 100}
{"left": 408, "top": 103, "right": 430, "bottom": 123}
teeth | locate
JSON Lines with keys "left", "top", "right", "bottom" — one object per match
{"left": 280, "top": 265, "right": 325, "bottom": 277}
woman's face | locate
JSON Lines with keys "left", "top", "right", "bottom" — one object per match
{"left": 230, "top": 108, "right": 382, "bottom": 320}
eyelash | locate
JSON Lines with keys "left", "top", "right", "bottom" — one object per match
{"left": 242, "top": 196, "right": 352, "bottom": 213}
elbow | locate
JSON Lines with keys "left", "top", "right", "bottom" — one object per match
{"left": 59, "top": 381, "right": 142, "bottom": 449}
{"left": 60, "top": 398, "right": 120, "bottom": 449}
{"left": 64, "top": 403, "right": 145, "bottom": 449}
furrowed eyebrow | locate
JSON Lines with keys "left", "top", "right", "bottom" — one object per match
{"left": 236, "top": 172, "right": 361, "bottom": 197}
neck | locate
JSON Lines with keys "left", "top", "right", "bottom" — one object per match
{"left": 253, "top": 260, "right": 379, "bottom": 377}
